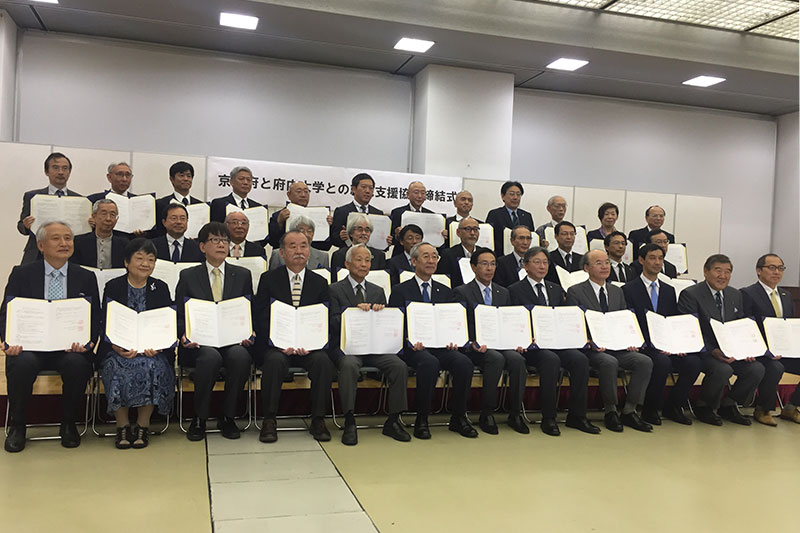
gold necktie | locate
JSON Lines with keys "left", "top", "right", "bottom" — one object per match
{"left": 770, "top": 290, "right": 782, "bottom": 318}
{"left": 211, "top": 267, "right": 222, "bottom": 302}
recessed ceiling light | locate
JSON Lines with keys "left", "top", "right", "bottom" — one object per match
{"left": 394, "top": 38, "right": 435, "bottom": 53}
{"left": 546, "top": 58, "right": 589, "bottom": 71}
{"left": 219, "top": 12, "right": 259, "bottom": 30}
{"left": 682, "top": 76, "right": 726, "bottom": 88}
{"left": 31, "top": 0, "right": 59, "bottom": 4}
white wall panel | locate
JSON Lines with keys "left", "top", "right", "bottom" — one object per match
{"left": 674, "top": 194, "right": 722, "bottom": 280}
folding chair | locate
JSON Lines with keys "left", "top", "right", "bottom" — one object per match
{"left": 90, "top": 371, "right": 172, "bottom": 437}
{"left": 177, "top": 364, "right": 253, "bottom": 433}
{"left": 330, "top": 366, "right": 388, "bottom": 430}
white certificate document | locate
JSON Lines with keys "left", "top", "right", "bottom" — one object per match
{"left": 474, "top": 305, "right": 532, "bottom": 350}
{"left": 405, "top": 302, "right": 468, "bottom": 348}
{"left": 710, "top": 318, "right": 767, "bottom": 360}
{"left": 83, "top": 267, "right": 126, "bottom": 301}
{"left": 458, "top": 257, "right": 476, "bottom": 285}
{"left": 153, "top": 260, "right": 203, "bottom": 299}
{"left": 5, "top": 297, "right": 91, "bottom": 352}
{"left": 645, "top": 311, "right": 704, "bottom": 354}
{"left": 185, "top": 296, "right": 253, "bottom": 348}
{"left": 184, "top": 203, "right": 210, "bottom": 239}
{"left": 398, "top": 271, "right": 451, "bottom": 288}
{"left": 288, "top": 204, "right": 330, "bottom": 242}
{"left": 401, "top": 212, "right": 445, "bottom": 248}
{"left": 30, "top": 194, "right": 92, "bottom": 236}
{"left": 225, "top": 256, "right": 267, "bottom": 292}
{"left": 763, "top": 317, "right": 800, "bottom": 358}
{"left": 105, "top": 300, "right": 177, "bottom": 353}
{"left": 341, "top": 307, "right": 404, "bottom": 355}
{"left": 448, "top": 221, "right": 495, "bottom": 250}
{"left": 531, "top": 306, "right": 588, "bottom": 350}
{"left": 657, "top": 273, "right": 696, "bottom": 298}
{"left": 347, "top": 213, "right": 392, "bottom": 251}
{"left": 584, "top": 309, "right": 644, "bottom": 351}
{"left": 665, "top": 243, "right": 688, "bottom": 274}
{"left": 107, "top": 193, "right": 156, "bottom": 233}
{"left": 226, "top": 204, "right": 268, "bottom": 241}
{"left": 365, "top": 270, "right": 391, "bottom": 300}
{"left": 269, "top": 300, "right": 328, "bottom": 351}
{"left": 312, "top": 268, "right": 331, "bottom": 284}
{"left": 555, "top": 265, "right": 589, "bottom": 291}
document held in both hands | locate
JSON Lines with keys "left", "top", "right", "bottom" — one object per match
{"left": 531, "top": 306, "right": 588, "bottom": 350}
{"left": 287, "top": 204, "right": 330, "bottom": 242}
{"left": 763, "top": 317, "right": 800, "bottom": 358}
{"left": 269, "top": 300, "right": 328, "bottom": 351}
{"left": 30, "top": 194, "right": 92, "bottom": 235}
{"left": 105, "top": 300, "right": 177, "bottom": 353}
{"left": 710, "top": 318, "right": 767, "bottom": 359}
{"left": 584, "top": 309, "right": 645, "bottom": 351}
{"left": 5, "top": 297, "right": 91, "bottom": 351}
{"left": 185, "top": 296, "right": 253, "bottom": 348}
{"left": 106, "top": 192, "right": 156, "bottom": 233}
{"left": 473, "top": 305, "right": 532, "bottom": 350}
{"left": 405, "top": 302, "right": 468, "bottom": 348}
{"left": 340, "top": 307, "right": 404, "bottom": 355}
{"left": 645, "top": 311, "right": 705, "bottom": 354}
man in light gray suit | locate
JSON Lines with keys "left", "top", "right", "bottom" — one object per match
{"left": 678, "top": 254, "right": 765, "bottom": 426}
{"left": 329, "top": 244, "right": 410, "bottom": 445}
{"left": 268, "top": 215, "right": 330, "bottom": 270}
{"left": 567, "top": 249, "right": 654, "bottom": 432}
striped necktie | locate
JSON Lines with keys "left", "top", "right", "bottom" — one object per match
{"left": 292, "top": 274, "right": 302, "bottom": 307}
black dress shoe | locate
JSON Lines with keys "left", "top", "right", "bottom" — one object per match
{"left": 341, "top": 415, "right": 358, "bottom": 446}
{"left": 604, "top": 412, "right": 623, "bottom": 432}
{"left": 4, "top": 425, "right": 26, "bottom": 453}
{"left": 187, "top": 417, "right": 206, "bottom": 441}
{"left": 663, "top": 404, "right": 692, "bottom": 425}
{"left": 565, "top": 415, "right": 601, "bottom": 434}
{"left": 217, "top": 416, "right": 241, "bottom": 439}
{"left": 694, "top": 406, "right": 723, "bottom": 426}
{"left": 259, "top": 418, "right": 278, "bottom": 443}
{"left": 621, "top": 412, "right": 653, "bottom": 432}
{"left": 642, "top": 408, "right": 662, "bottom": 426}
{"left": 718, "top": 405, "right": 751, "bottom": 426}
{"left": 507, "top": 414, "right": 530, "bottom": 434}
{"left": 382, "top": 417, "right": 411, "bottom": 442}
{"left": 413, "top": 416, "right": 431, "bottom": 440}
{"left": 540, "top": 417, "right": 561, "bottom": 436}
{"left": 448, "top": 415, "right": 478, "bottom": 438}
{"left": 59, "top": 422, "right": 81, "bottom": 448}
{"left": 478, "top": 413, "right": 498, "bottom": 435}
{"left": 309, "top": 417, "right": 331, "bottom": 441}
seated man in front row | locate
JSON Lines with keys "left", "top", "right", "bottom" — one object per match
{"left": 176, "top": 222, "right": 254, "bottom": 441}
{"left": 2, "top": 221, "right": 101, "bottom": 452}
{"left": 255, "top": 230, "right": 334, "bottom": 443}
{"left": 329, "top": 244, "right": 410, "bottom": 445}
{"left": 72, "top": 199, "right": 129, "bottom": 269}
{"left": 153, "top": 203, "right": 203, "bottom": 262}
{"left": 388, "top": 242, "right": 478, "bottom": 439}
{"left": 567, "top": 249, "right": 654, "bottom": 432}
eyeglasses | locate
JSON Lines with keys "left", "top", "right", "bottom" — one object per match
{"left": 112, "top": 171, "right": 133, "bottom": 178}
{"left": 527, "top": 259, "right": 549, "bottom": 266}
{"left": 461, "top": 226, "right": 480, "bottom": 232}
{"left": 762, "top": 265, "right": 786, "bottom": 272}
{"left": 207, "top": 237, "right": 229, "bottom": 245}
{"left": 227, "top": 220, "right": 248, "bottom": 226}
{"left": 352, "top": 226, "right": 372, "bottom": 233}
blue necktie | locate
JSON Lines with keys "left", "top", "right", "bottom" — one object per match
{"left": 48, "top": 270, "right": 65, "bottom": 300}
{"left": 422, "top": 282, "right": 431, "bottom": 303}
{"left": 171, "top": 240, "right": 181, "bottom": 262}
{"left": 599, "top": 287, "right": 608, "bottom": 313}
{"left": 510, "top": 210, "right": 519, "bottom": 226}
{"left": 649, "top": 281, "right": 658, "bottom": 311}
{"left": 483, "top": 286, "right": 492, "bottom": 306}
{"left": 715, "top": 292, "right": 724, "bottom": 321}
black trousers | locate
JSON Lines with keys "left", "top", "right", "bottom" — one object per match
{"left": 190, "top": 345, "right": 252, "bottom": 420}
{"left": 6, "top": 351, "right": 92, "bottom": 425}
{"left": 401, "top": 348, "right": 472, "bottom": 417}
{"left": 523, "top": 349, "right": 589, "bottom": 419}
{"left": 261, "top": 348, "right": 334, "bottom": 418}
{"left": 757, "top": 356, "right": 800, "bottom": 409}
{"left": 641, "top": 349, "right": 703, "bottom": 411}
{"left": 466, "top": 349, "right": 507, "bottom": 412}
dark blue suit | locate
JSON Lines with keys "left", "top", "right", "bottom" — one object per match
{"left": 484, "top": 206, "right": 534, "bottom": 255}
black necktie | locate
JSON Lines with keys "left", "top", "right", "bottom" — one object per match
{"left": 171, "top": 241, "right": 180, "bottom": 262}
{"left": 715, "top": 291, "right": 724, "bottom": 321}
{"left": 240, "top": 199, "right": 246, "bottom": 209}
{"left": 565, "top": 253, "right": 572, "bottom": 270}
{"left": 55, "top": 189, "right": 64, "bottom": 197}
{"left": 535, "top": 283, "right": 546, "bottom": 305}
{"left": 355, "top": 284, "right": 365, "bottom": 304}
{"left": 618, "top": 264, "right": 626, "bottom": 282}
{"left": 599, "top": 287, "right": 609, "bottom": 313}
{"left": 182, "top": 197, "right": 189, "bottom": 206}
{"left": 511, "top": 211, "right": 519, "bottom": 226}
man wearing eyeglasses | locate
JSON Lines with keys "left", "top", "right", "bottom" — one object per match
{"left": 494, "top": 225, "right": 533, "bottom": 288}
{"left": 438, "top": 217, "right": 481, "bottom": 287}
{"left": 71, "top": 199, "right": 129, "bottom": 269}
{"left": 330, "top": 214, "right": 386, "bottom": 271}
{"left": 545, "top": 221, "right": 584, "bottom": 285}
{"left": 741, "top": 254, "right": 799, "bottom": 425}
{"left": 87, "top": 162, "right": 150, "bottom": 239}
{"left": 632, "top": 229, "right": 678, "bottom": 278}
{"left": 627, "top": 205, "right": 675, "bottom": 253}
{"left": 152, "top": 203, "right": 203, "bottom": 263}
{"left": 225, "top": 211, "right": 267, "bottom": 258}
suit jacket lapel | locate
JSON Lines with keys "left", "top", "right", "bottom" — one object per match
{"left": 195, "top": 265, "right": 213, "bottom": 300}
{"left": 469, "top": 281, "right": 483, "bottom": 305}
{"left": 699, "top": 283, "right": 721, "bottom": 321}
{"left": 343, "top": 280, "right": 358, "bottom": 307}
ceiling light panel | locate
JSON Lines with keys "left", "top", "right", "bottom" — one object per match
{"left": 547, "top": 58, "right": 589, "bottom": 71}
{"left": 683, "top": 76, "right": 726, "bottom": 87}
{"left": 219, "top": 13, "right": 259, "bottom": 30}
{"left": 394, "top": 38, "right": 435, "bottom": 53}
{"left": 751, "top": 11, "right": 799, "bottom": 40}
{"left": 526, "top": 0, "right": 609, "bottom": 7}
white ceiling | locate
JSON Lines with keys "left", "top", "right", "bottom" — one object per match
{"left": 0, "top": 0, "right": 797, "bottom": 116}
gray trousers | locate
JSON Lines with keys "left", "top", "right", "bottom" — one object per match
{"left": 261, "top": 349, "right": 334, "bottom": 418}
{"left": 586, "top": 350, "right": 653, "bottom": 414}
{"left": 336, "top": 354, "right": 408, "bottom": 414}
{"left": 698, "top": 356, "right": 765, "bottom": 409}
{"left": 193, "top": 345, "right": 252, "bottom": 420}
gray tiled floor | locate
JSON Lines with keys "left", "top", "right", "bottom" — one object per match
{"left": 214, "top": 511, "right": 378, "bottom": 533}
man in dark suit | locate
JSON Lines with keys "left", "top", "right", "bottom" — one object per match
{"left": 741, "top": 253, "right": 798, "bottom": 425}
{"left": 545, "top": 221, "right": 584, "bottom": 285}
{"left": 329, "top": 244, "right": 410, "bottom": 445}
{"left": 509, "top": 247, "right": 600, "bottom": 435}
{"left": 622, "top": 244, "right": 702, "bottom": 426}
{"left": 567, "top": 249, "right": 654, "bottom": 432}
{"left": 484, "top": 181, "right": 534, "bottom": 253}
{"left": 72, "top": 199, "right": 129, "bottom": 269}
{"left": 386, "top": 224, "right": 422, "bottom": 286}
{"left": 152, "top": 161, "right": 206, "bottom": 238}
{"left": 632, "top": 229, "right": 678, "bottom": 278}
{"left": 176, "top": 222, "right": 255, "bottom": 441}
{"left": 267, "top": 180, "right": 332, "bottom": 250}
{"left": 605, "top": 231, "right": 635, "bottom": 283}
{"left": 627, "top": 205, "right": 675, "bottom": 253}
{"left": 331, "top": 213, "right": 386, "bottom": 272}
{"left": 209, "top": 165, "right": 263, "bottom": 223}
{"left": 225, "top": 211, "right": 267, "bottom": 258}
{"left": 86, "top": 162, "right": 138, "bottom": 204}
{"left": 453, "top": 248, "right": 528, "bottom": 435}
{"left": 437, "top": 217, "right": 481, "bottom": 288}
{"left": 494, "top": 225, "right": 533, "bottom": 288}
{"left": 389, "top": 181, "right": 437, "bottom": 257}
{"left": 444, "top": 190, "right": 482, "bottom": 227}
{"left": 677, "top": 254, "right": 765, "bottom": 426}
{"left": 534, "top": 195, "right": 568, "bottom": 244}
{"left": 17, "top": 152, "right": 83, "bottom": 264}
{"left": 152, "top": 203, "right": 204, "bottom": 263}
{"left": 254, "top": 230, "right": 334, "bottom": 443}
{"left": 388, "top": 242, "right": 478, "bottom": 439}
{"left": 330, "top": 173, "right": 384, "bottom": 249}
{"left": 2, "top": 221, "right": 100, "bottom": 452}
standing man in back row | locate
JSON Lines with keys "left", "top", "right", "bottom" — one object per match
{"left": 485, "top": 181, "right": 534, "bottom": 254}
{"left": 153, "top": 161, "right": 205, "bottom": 238}
{"left": 627, "top": 205, "right": 674, "bottom": 253}
{"left": 330, "top": 173, "right": 383, "bottom": 249}
{"left": 210, "top": 166, "right": 263, "bottom": 223}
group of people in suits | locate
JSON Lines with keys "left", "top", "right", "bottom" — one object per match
{"left": 5, "top": 153, "right": 799, "bottom": 454}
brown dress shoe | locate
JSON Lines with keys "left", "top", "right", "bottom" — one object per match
{"left": 780, "top": 405, "right": 800, "bottom": 424}
{"left": 753, "top": 407, "right": 777, "bottom": 427}
{"left": 259, "top": 418, "right": 278, "bottom": 443}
